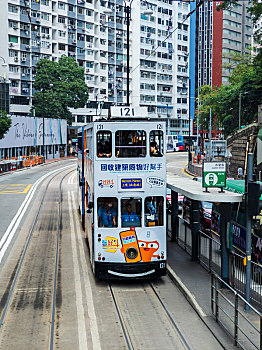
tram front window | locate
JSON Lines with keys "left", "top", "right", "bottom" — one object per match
{"left": 97, "top": 197, "right": 118, "bottom": 227}
{"left": 121, "top": 198, "right": 142, "bottom": 227}
{"left": 97, "top": 131, "right": 112, "bottom": 158}
{"left": 145, "top": 196, "right": 164, "bottom": 227}
{"left": 115, "top": 130, "right": 146, "bottom": 158}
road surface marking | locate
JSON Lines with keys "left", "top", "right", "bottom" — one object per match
{"left": 71, "top": 191, "right": 101, "bottom": 350}
{"left": 0, "top": 184, "right": 32, "bottom": 194}
{"left": 68, "top": 171, "right": 77, "bottom": 185}
{"left": 0, "top": 164, "right": 74, "bottom": 264}
{"left": 68, "top": 191, "right": 89, "bottom": 350}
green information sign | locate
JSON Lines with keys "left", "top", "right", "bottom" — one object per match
{"left": 202, "top": 162, "right": 226, "bottom": 188}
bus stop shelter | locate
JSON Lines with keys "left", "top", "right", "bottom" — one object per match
{"left": 167, "top": 173, "right": 243, "bottom": 284}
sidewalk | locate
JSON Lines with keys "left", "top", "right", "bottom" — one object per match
{"left": 167, "top": 238, "right": 261, "bottom": 349}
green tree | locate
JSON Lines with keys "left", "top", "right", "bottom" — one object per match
{"left": 198, "top": 53, "right": 262, "bottom": 137}
{"left": 32, "top": 55, "right": 88, "bottom": 123}
{"left": 0, "top": 111, "right": 11, "bottom": 140}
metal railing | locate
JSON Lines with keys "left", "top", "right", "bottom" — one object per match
{"left": 199, "top": 230, "right": 221, "bottom": 275}
{"left": 231, "top": 252, "right": 262, "bottom": 308}
{"left": 212, "top": 273, "right": 262, "bottom": 350}
{"left": 167, "top": 213, "right": 262, "bottom": 308}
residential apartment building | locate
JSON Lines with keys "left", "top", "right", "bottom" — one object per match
{"left": 196, "top": 0, "right": 252, "bottom": 89}
{"left": 1, "top": 0, "right": 191, "bottom": 136}
{"left": 192, "top": 0, "right": 252, "bottom": 142}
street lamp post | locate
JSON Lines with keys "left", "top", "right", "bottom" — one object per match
{"left": 42, "top": 89, "right": 45, "bottom": 159}
{"left": 196, "top": 97, "right": 200, "bottom": 156}
{"left": 41, "top": 83, "right": 53, "bottom": 160}
{"left": 239, "top": 91, "right": 248, "bottom": 130}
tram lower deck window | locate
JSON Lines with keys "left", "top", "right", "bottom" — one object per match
{"left": 121, "top": 198, "right": 142, "bottom": 227}
{"left": 115, "top": 130, "right": 146, "bottom": 158}
{"left": 145, "top": 196, "right": 164, "bottom": 227}
{"left": 97, "top": 197, "right": 117, "bottom": 227}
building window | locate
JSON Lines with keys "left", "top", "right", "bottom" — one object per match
{"left": 9, "top": 35, "right": 18, "bottom": 43}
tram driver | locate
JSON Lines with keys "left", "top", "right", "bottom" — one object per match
{"left": 122, "top": 203, "right": 140, "bottom": 227}
{"left": 98, "top": 199, "right": 117, "bottom": 227}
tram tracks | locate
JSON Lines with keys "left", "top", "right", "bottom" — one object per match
{"left": 0, "top": 166, "right": 75, "bottom": 350}
{"left": 109, "top": 281, "right": 193, "bottom": 350}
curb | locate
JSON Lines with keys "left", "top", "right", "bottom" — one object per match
{"left": 167, "top": 264, "right": 227, "bottom": 349}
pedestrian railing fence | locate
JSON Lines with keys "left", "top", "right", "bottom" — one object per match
{"left": 212, "top": 273, "right": 262, "bottom": 350}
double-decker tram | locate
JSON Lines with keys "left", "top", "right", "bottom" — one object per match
{"left": 77, "top": 107, "right": 167, "bottom": 279}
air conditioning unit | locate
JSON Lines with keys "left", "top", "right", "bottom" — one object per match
{"left": 36, "top": 19, "right": 40, "bottom": 22}
{"left": 9, "top": 43, "right": 14, "bottom": 47}
{"left": 14, "top": 57, "right": 18, "bottom": 62}
{"left": 73, "top": 39, "right": 77, "bottom": 44}
{"left": 13, "top": 26, "right": 18, "bottom": 30}
{"left": 46, "top": 34, "right": 50, "bottom": 39}
{"left": 37, "top": 41, "right": 40, "bottom": 45}
{"left": 42, "top": 33, "right": 46, "bottom": 38}
{"left": 64, "top": 24, "right": 67, "bottom": 28}
{"left": 37, "top": 33, "right": 41, "bottom": 37}
{"left": 26, "top": 45, "right": 30, "bottom": 49}
{"left": 72, "top": 25, "right": 76, "bottom": 29}
{"left": 22, "top": 58, "right": 26, "bottom": 62}
{"left": 68, "top": 25, "right": 71, "bottom": 29}
{"left": 22, "top": 73, "right": 26, "bottom": 76}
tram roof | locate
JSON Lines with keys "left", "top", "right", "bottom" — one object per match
{"left": 167, "top": 173, "right": 243, "bottom": 203}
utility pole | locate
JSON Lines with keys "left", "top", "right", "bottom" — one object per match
{"left": 209, "top": 108, "right": 212, "bottom": 161}
{"left": 126, "top": 4, "right": 130, "bottom": 106}
{"left": 196, "top": 97, "right": 199, "bottom": 156}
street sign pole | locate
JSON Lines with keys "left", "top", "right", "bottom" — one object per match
{"left": 245, "top": 153, "right": 253, "bottom": 311}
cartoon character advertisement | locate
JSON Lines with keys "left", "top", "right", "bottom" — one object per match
{"left": 101, "top": 229, "right": 162, "bottom": 263}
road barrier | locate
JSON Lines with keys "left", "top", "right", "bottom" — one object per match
{"left": 0, "top": 156, "right": 45, "bottom": 175}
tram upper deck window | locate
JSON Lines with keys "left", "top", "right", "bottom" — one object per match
{"left": 121, "top": 198, "right": 142, "bottom": 227}
{"left": 145, "top": 196, "right": 164, "bottom": 227}
{"left": 115, "top": 130, "right": 146, "bottom": 158}
{"left": 97, "top": 131, "right": 112, "bottom": 158}
{"left": 150, "top": 130, "right": 164, "bottom": 157}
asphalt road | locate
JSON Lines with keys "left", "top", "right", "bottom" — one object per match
{"left": 166, "top": 151, "right": 190, "bottom": 177}
{"left": 0, "top": 156, "right": 224, "bottom": 350}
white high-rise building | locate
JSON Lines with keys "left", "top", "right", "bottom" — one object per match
{"left": 1, "top": 0, "right": 190, "bottom": 136}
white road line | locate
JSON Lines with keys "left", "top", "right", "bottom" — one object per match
{"left": 68, "top": 191, "right": 89, "bottom": 350}
{"left": 0, "top": 164, "right": 74, "bottom": 264}
{"left": 71, "top": 192, "right": 101, "bottom": 350}
{"left": 68, "top": 171, "right": 77, "bottom": 185}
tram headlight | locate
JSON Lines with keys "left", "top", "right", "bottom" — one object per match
{"left": 126, "top": 247, "right": 138, "bottom": 260}
{"left": 98, "top": 252, "right": 101, "bottom": 257}
{"left": 161, "top": 251, "right": 164, "bottom": 255}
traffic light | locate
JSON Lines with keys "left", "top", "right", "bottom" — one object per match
{"left": 247, "top": 181, "right": 262, "bottom": 216}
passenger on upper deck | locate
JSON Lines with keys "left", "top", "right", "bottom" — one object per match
{"left": 97, "top": 140, "right": 112, "bottom": 158}
{"left": 150, "top": 141, "right": 162, "bottom": 157}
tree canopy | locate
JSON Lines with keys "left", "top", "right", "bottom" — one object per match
{"left": 198, "top": 52, "right": 262, "bottom": 136}
{"left": 32, "top": 55, "right": 88, "bottom": 123}
{"left": 0, "top": 111, "right": 11, "bottom": 140}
